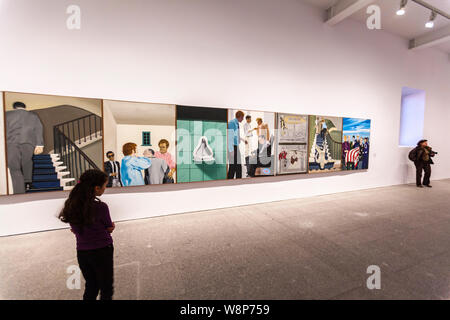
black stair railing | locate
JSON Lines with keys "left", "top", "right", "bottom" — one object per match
{"left": 54, "top": 114, "right": 102, "bottom": 146}
{"left": 53, "top": 122, "right": 101, "bottom": 187}
{"left": 325, "top": 131, "right": 342, "bottom": 161}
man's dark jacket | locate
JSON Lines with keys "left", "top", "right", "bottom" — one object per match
{"left": 104, "top": 161, "right": 122, "bottom": 187}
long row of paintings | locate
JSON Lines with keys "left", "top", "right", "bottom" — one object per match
{"left": 1, "top": 92, "right": 371, "bottom": 195}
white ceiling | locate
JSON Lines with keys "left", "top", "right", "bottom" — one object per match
{"left": 300, "top": 0, "right": 450, "bottom": 53}
{"left": 105, "top": 100, "right": 175, "bottom": 125}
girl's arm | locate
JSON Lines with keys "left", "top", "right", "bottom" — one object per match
{"left": 106, "top": 222, "right": 115, "bottom": 233}
{"left": 102, "top": 203, "right": 115, "bottom": 233}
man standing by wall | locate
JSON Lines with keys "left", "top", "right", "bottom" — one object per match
{"left": 227, "top": 110, "right": 244, "bottom": 179}
{"left": 411, "top": 139, "right": 436, "bottom": 188}
{"left": 6, "top": 102, "right": 44, "bottom": 194}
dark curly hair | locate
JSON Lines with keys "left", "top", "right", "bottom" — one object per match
{"left": 417, "top": 139, "right": 428, "bottom": 146}
{"left": 58, "top": 169, "right": 108, "bottom": 227}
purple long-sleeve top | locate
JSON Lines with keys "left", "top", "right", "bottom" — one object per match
{"left": 70, "top": 200, "right": 113, "bottom": 251}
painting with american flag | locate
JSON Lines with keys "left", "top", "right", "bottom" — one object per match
{"left": 342, "top": 118, "right": 371, "bottom": 170}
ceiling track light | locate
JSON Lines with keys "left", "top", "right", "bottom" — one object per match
{"left": 395, "top": 0, "right": 450, "bottom": 30}
{"left": 410, "top": 0, "right": 450, "bottom": 20}
{"left": 425, "top": 11, "right": 437, "bottom": 28}
{"left": 396, "top": 0, "right": 408, "bottom": 16}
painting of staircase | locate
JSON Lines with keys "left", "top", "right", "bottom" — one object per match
{"left": 26, "top": 114, "right": 103, "bottom": 194}
{"left": 27, "top": 154, "right": 74, "bottom": 193}
{"left": 52, "top": 114, "right": 103, "bottom": 190}
{"left": 308, "top": 115, "right": 343, "bottom": 173}
{"left": 309, "top": 133, "right": 335, "bottom": 171}
{"left": 4, "top": 93, "right": 104, "bottom": 195}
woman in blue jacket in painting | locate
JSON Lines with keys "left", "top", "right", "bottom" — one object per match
{"left": 120, "top": 142, "right": 152, "bottom": 186}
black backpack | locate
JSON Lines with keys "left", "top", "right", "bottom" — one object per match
{"left": 408, "top": 148, "right": 418, "bottom": 162}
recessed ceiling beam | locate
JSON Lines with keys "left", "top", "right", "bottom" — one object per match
{"left": 409, "top": 24, "right": 450, "bottom": 50}
{"left": 325, "top": 0, "right": 373, "bottom": 26}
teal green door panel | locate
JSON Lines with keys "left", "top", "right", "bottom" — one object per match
{"left": 177, "top": 119, "right": 227, "bottom": 183}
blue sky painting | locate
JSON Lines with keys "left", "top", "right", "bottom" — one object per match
{"left": 342, "top": 118, "right": 371, "bottom": 139}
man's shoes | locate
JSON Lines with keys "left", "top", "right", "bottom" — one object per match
{"left": 424, "top": 185, "right": 432, "bottom": 188}
{"left": 417, "top": 185, "right": 423, "bottom": 188}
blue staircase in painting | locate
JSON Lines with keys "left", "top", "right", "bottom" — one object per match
{"left": 27, "top": 154, "right": 64, "bottom": 193}
{"left": 7, "top": 113, "right": 103, "bottom": 194}
{"left": 309, "top": 133, "right": 335, "bottom": 171}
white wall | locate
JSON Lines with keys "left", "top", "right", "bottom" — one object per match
{"left": 103, "top": 102, "right": 118, "bottom": 160}
{"left": 0, "top": 0, "right": 449, "bottom": 236}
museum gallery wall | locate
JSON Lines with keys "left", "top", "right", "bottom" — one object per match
{"left": 1, "top": 92, "right": 371, "bottom": 196}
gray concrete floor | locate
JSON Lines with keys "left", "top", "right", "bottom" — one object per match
{"left": 1, "top": 180, "right": 450, "bottom": 300}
